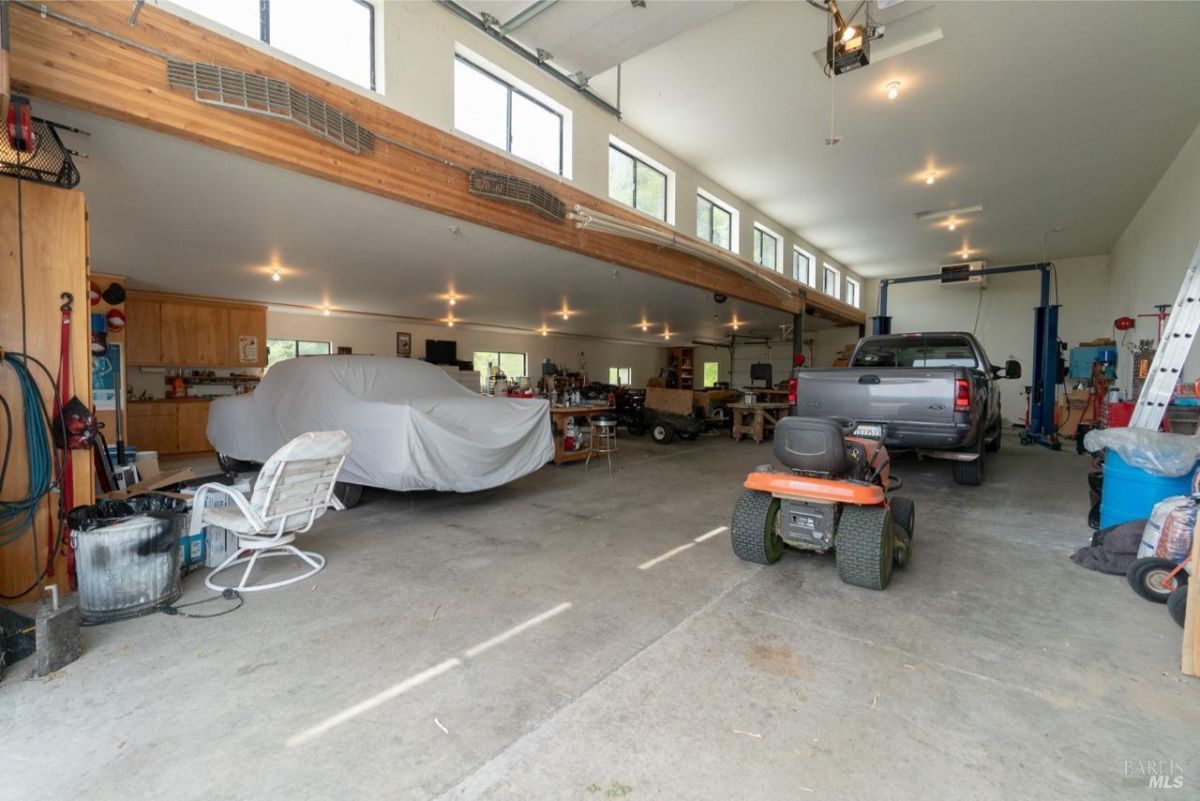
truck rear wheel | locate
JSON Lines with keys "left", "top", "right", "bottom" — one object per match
{"left": 731, "top": 490, "right": 784, "bottom": 564}
{"left": 952, "top": 439, "right": 985, "bottom": 486}
{"left": 835, "top": 505, "right": 894, "bottom": 590}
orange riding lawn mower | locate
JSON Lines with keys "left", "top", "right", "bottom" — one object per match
{"left": 731, "top": 416, "right": 915, "bottom": 590}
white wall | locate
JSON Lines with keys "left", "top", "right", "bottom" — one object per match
{"left": 862, "top": 255, "right": 1112, "bottom": 424}
{"left": 1106, "top": 121, "right": 1200, "bottom": 388}
{"left": 267, "top": 309, "right": 667, "bottom": 390}
{"left": 376, "top": 2, "right": 865, "bottom": 302}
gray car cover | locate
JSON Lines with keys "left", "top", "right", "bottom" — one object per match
{"left": 207, "top": 355, "right": 553, "bottom": 493}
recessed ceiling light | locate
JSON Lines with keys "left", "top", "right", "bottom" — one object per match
{"left": 322, "top": 308, "right": 330, "bottom": 316}
{"left": 961, "top": 249, "right": 970, "bottom": 259}
{"left": 449, "top": 297, "right": 457, "bottom": 306}
{"left": 886, "top": 81, "right": 901, "bottom": 100}
{"left": 924, "top": 172, "right": 936, "bottom": 185}
{"left": 540, "top": 325, "right": 548, "bottom": 336}
{"left": 731, "top": 317, "right": 741, "bottom": 330}
{"left": 271, "top": 269, "right": 282, "bottom": 283}
{"left": 947, "top": 220, "right": 957, "bottom": 231}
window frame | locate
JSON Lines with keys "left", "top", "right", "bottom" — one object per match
{"left": 696, "top": 192, "right": 735, "bottom": 251}
{"left": 472, "top": 350, "right": 529, "bottom": 391}
{"left": 170, "top": 0, "right": 376, "bottom": 90}
{"left": 608, "top": 367, "right": 633, "bottom": 386}
{"left": 608, "top": 143, "right": 669, "bottom": 222}
{"left": 266, "top": 338, "right": 332, "bottom": 368}
{"left": 823, "top": 263, "right": 842, "bottom": 298}
{"left": 702, "top": 360, "right": 721, "bottom": 388}
{"left": 455, "top": 55, "right": 566, "bottom": 176}
{"left": 793, "top": 247, "right": 815, "bottom": 286}
{"left": 752, "top": 223, "right": 782, "bottom": 272}
{"left": 844, "top": 276, "right": 861, "bottom": 307}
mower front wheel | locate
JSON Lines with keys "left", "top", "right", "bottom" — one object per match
{"left": 836, "top": 505, "right": 895, "bottom": 590}
{"left": 731, "top": 490, "right": 784, "bottom": 565}
{"left": 1126, "top": 557, "right": 1186, "bottom": 603}
{"left": 890, "top": 497, "right": 915, "bottom": 540}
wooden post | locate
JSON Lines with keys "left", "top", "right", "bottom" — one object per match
{"left": 1183, "top": 512, "right": 1200, "bottom": 676}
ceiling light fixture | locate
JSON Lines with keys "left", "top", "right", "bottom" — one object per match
{"left": 947, "top": 220, "right": 957, "bottom": 231}
{"left": 915, "top": 205, "right": 983, "bottom": 222}
{"left": 322, "top": 308, "right": 331, "bottom": 317}
{"left": 924, "top": 172, "right": 936, "bottom": 185}
{"left": 961, "top": 249, "right": 971, "bottom": 259}
{"left": 271, "top": 269, "right": 282, "bottom": 282}
{"left": 449, "top": 297, "right": 457, "bottom": 306}
{"left": 640, "top": 321, "right": 649, "bottom": 332}
{"left": 662, "top": 328, "right": 671, "bottom": 340}
{"left": 731, "top": 317, "right": 741, "bottom": 330}
{"left": 886, "top": 80, "right": 900, "bottom": 99}
{"left": 540, "top": 325, "right": 548, "bottom": 337}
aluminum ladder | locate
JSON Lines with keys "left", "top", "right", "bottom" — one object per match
{"left": 1130, "top": 240, "right": 1200, "bottom": 430}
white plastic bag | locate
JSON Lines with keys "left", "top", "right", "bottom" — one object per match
{"left": 1082, "top": 428, "right": 1200, "bottom": 477}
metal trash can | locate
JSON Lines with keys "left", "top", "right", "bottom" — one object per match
{"left": 68, "top": 496, "right": 189, "bottom": 624}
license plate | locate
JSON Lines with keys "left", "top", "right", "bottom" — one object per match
{"left": 853, "top": 423, "right": 883, "bottom": 439}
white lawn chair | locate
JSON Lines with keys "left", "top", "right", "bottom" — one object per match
{"left": 188, "top": 430, "right": 353, "bottom": 592}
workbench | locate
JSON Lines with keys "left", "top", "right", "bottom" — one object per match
{"left": 728, "top": 402, "right": 790, "bottom": 444}
{"left": 741, "top": 387, "right": 790, "bottom": 403}
{"left": 548, "top": 405, "right": 614, "bottom": 464}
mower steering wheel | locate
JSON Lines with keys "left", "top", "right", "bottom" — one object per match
{"left": 830, "top": 416, "right": 857, "bottom": 435}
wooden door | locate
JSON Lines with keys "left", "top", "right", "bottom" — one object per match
{"left": 127, "top": 404, "right": 179, "bottom": 455}
{"left": 176, "top": 401, "right": 213, "bottom": 453}
{"left": 227, "top": 306, "right": 267, "bottom": 367}
{"left": 124, "top": 296, "right": 161, "bottom": 364}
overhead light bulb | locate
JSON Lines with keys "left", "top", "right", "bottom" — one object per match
{"left": 541, "top": 326, "right": 548, "bottom": 337}
{"left": 924, "top": 172, "right": 936, "bottom": 185}
{"left": 640, "top": 321, "right": 649, "bottom": 332}
{"left": 447, "top": 319, "right": 455, "bottom": 328}
{"left": 449, "top": 297, "right": 457, "bottom": 306}
{"left": 562, "top": 312, "right": 570, "bottom": 320}
{"left": 841, "top": 24, "right": 857, "bottom": 42}
{"left": 886, "top": 81, "right": 900, "bottom": 100}
{"left": 732, "top": 319, "right": 741, "bottom": 330}
{"left": 271, "top": 270, "right": 281, "bottom": 282}
{"left": 322, "top": 308, "right": 330, "bottom": 317}
{"left": 961, "top": 250, "right": 970, "bottom": 259}
{"left": 948, "top": 221, "right": 957, "bottom": 231}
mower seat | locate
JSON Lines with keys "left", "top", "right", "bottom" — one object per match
{"left": 774, "top": 417, "right": 851, "bottom": 477}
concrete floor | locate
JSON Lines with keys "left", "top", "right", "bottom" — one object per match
{"left": 3, "top": 432, "right": 1196, "bottom": 800}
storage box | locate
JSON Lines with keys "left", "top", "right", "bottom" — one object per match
{"left": 179, "top": 478, "right": 252, "bottom": 567}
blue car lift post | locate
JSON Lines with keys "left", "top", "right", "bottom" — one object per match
{"left": 870, "top": 261, "right": 1061, "bottom": 450}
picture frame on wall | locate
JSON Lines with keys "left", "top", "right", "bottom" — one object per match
{"left": 396, "top": 332, "right": 412, "bottom": 357}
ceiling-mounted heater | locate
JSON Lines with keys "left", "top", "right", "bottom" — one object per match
{"left": 939, "top": 260, "right": 987, "bottom": 287}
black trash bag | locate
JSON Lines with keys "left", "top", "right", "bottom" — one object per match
{"left": 66, "top": 494, "right": 189, "bottom": 532}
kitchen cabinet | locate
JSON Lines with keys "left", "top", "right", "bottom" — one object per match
{"left": 124, "top": 296, "right": 162, "bottom": 364}
{"left": 126, "top": 291, "right": 265, "bottom": 367}
{"left": 127, "top": 400, "right": 213, "bottom": 455}
{"left": 176, "top": 401, "right": 213, "bottom": 453}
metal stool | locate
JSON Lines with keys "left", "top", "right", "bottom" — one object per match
{"left": 586, "top": 414, "right": 618, "bottom": 474}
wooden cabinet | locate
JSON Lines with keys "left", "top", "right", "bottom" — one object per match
{"left": 127, "top": 401, "right": 213, "bottom": 455}
{"left": 176, "top": 402, "right": 213, "bottom": 453}
{"left": 125, "top": 295, "right": 161, "bottom": 364}
{"left": 668, "top": 347, "right": 696, "bottom": 390}
{"left": 126, "top": 292, "right": 265, "bottom": 367}
{"left": 227, "top": 305, "right": 268, "bottom": 367}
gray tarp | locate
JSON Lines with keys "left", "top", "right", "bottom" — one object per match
{"left": 207, "top": 355, "right": 553, "bottom": 493}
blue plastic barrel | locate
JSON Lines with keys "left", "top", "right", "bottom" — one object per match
{"left": 1099, "top": 450, "right": 1196, "bottom": 529}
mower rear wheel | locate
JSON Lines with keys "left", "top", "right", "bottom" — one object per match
{"left": 730, "top": 490, "right": 784, "bottom": 565}
{"left": 1126, "top": 557, "right": 1186, "bottom": 603}
{"left": 1168, "top": 586, "right": 1188, "bottom": 628}
{"left": 836, "top": 505, "right": 895, "bottom": 590}
{"left": 890, "top": 497, "right": 915, "bottom": 540}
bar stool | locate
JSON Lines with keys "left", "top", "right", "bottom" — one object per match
{"left": 586, "top": 414, "right": 618, "bottom": 474}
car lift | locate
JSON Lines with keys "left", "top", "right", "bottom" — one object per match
{"left": 871, "top": 261, "right": 1061, "bottom": 450}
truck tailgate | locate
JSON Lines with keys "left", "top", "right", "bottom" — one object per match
{"left": 794, "top": 369, "right": 961, "bottom": 425}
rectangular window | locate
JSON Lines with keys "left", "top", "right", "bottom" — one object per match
{"left": 455, "top": 57, "right": 564, "bottom": 175}
{"left": 823, "top": 264, "right": 841, "bottom": 298}
{"left": 753, "top": 225, "right": 779, "bottom": 271}
{"left": 702, "top": 361, "right": 720, "bottom": 388}
{"left": 267, "top": 338, "right": 331, "bottom": 368}
{"left": 473, "top": 350, "right": 528, "bottom": 391}
{"left": 696, "top": 193, "right": 733, "bottom": 250}
{"left": 608, "top": 145, "right": 668, "bottom": 221}
{"left": 168, "top": 0, "right": 375, "bottom": 90}
{"left": 845, "top": 277, "right": 861, "bottom": 307}
{"left": 793, "top": 248, "right": 814, "bottom": 285}
{"left": 608, "top": 367, "right": 632, "bottom": 386}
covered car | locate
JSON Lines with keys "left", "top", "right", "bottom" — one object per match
{"left": 207, "top": 355, "right": 553, "bottom": 493}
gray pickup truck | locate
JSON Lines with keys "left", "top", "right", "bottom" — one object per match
{"left": 789, "top": 332, "right": 1021, "bottom": 486}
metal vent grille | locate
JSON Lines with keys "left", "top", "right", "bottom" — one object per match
{"left": 468, "top": 170, "right": 566, "bottom": 222}
{"left": 167, "top": 60, "right": 375, "bottom": 154}
{"left": 0, "top": 119, "right": 81, "bottom": 189}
